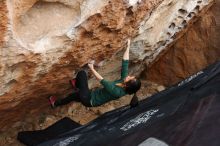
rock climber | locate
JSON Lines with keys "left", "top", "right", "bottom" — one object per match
{"left": 49, "top": 39, "right": 141, "bottom": 108}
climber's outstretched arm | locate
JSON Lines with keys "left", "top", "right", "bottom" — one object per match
{"left": 123, "top": 39, "right": 130, "bottom": 60}
{"left": 88, "top": 63, "right": 103, "bottom": 81}
{"left": 120, "top": 39, "right": 130, "bottom": 80}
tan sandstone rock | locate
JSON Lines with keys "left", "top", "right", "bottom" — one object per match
{"left": 0, "top": 0, "right": 216, "bottom": 130}
{"left": 145, "top": 0, "right": 220, "bottom": 86}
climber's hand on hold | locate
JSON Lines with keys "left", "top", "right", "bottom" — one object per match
{"left": 88, "top": 60, "right": 95, "bottom": 70}
{"left": 127, "top": 39, "right": 131, "bottom": 49}
{"left": 88, "top": 60, "right": 103, "bottom": 80}
{"left": 88, "top": 63, "right": 94, "bottom": 70}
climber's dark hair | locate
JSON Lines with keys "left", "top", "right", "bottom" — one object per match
{"left": 130, "top": 93, "right": 139, "bottom": 108}
{"left": 125, "top": 78, "right": 141, "bottom": 95}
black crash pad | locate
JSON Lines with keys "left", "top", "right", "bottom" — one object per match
{"left": 17, "top": 117, "right": 81, "bottom": 146}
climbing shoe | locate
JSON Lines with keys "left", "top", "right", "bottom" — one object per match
{"left": 48, "top": 96, "right": 57, "bottom": 108}
{"left": 69, "top": 78, "right": 77, "bottom": 90}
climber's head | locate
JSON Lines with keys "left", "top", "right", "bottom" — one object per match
{"left": 124, "top": 76, "right": 141, "bottom": 95}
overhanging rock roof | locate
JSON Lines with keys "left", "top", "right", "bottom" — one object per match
{"left": 18, "top": 61, "right": 220, "bottom": 146}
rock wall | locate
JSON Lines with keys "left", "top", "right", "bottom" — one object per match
{"left": 0, "top": 0, "right": 215, "bottom": 129}
{"left": 0, "top": 0, "right": 7, "bottom": 48}
{"left": 145, "top": 0, "right": 220, "bottom": 86}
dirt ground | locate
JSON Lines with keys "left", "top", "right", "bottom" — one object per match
{"left": 0, "top": 79, "right": 165, "bottom": 146}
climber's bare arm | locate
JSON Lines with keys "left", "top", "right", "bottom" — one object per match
{"left": 88, "top": 63, "right": 103, "bottom": 81}
{"left": 123, "top": 39, "right": 130, "bottom": 60}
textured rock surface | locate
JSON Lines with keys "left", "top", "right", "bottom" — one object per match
{"left": 0, "top": 0, "right": 216, "bottom": 130}
{"left": 0, "top": 0, "right": 7, "bottom": 47}
{"left": 145, "top": 0, "right": 220, "bottom": 86}
{"left": 0, "top": 0, "right": 162, "bottom": 129}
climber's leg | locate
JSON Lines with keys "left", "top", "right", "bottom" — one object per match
{"left": 75, "top": 70, "right": 91, "bottom": 107}
{"left": 54, "top": 92, "right": 80, "bottom": 107}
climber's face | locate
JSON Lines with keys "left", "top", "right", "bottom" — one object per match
{"left": 124, "top": 75, "right": 136, "bottom": 83}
